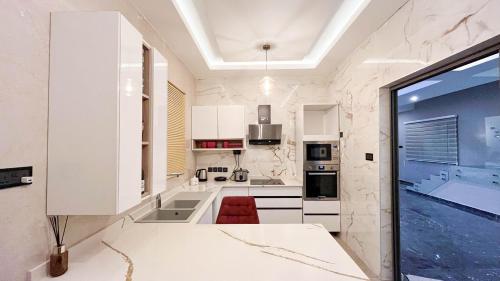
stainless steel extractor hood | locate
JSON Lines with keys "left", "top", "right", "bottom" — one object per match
{"left": 248, "top": 124, "right": 282, "bottom": 145}
{"left": 248, "top": 105, "right": 282, "bottom": 145}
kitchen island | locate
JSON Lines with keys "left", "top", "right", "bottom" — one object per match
{"left": 37, "top": 223, "right": 368, "bottom": 281}
{"left": 32, "top": 181, "right": 366, "bottom": 281}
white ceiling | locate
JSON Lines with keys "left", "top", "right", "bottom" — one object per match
{"left": 197, "top": 0, "right": 342, "bottom": 62}
{"left": 397, "top": 54, "right": 499, "bottom": 107}
{"left": 129, "top": 0, "right": 408, "bottom": 77}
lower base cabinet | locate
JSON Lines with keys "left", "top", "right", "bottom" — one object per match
{"left": 302, "top": 200, "right": 341, "bottom": 232}
{"left": 258, "top": 209, "right": 302, "bottom": 224}
{"left": 303, "top": 214, "right": 340, "bottom": 232}
{"left": 198, "top": 202, "right": 214, "bottom": 224}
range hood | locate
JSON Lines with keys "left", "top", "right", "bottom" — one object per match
{"left": 248, "top": 105, "right": 282, "bottom": 145}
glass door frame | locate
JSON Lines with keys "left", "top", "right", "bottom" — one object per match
{"left": 387, "top": 36, "right": 500, "bottom": 281}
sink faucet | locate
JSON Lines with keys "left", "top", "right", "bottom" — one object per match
{"left": 156, "top": 194, "right": 162, "bottom": 209}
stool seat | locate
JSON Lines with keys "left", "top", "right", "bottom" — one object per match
{"left": 216, "top": 196, "right": 259, "bottom": 224}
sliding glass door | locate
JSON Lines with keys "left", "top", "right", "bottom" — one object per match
{"left": 393, "top": 50, "right": 500, "bottom": 281}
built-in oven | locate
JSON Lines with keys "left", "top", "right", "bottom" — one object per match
{"left": 303, "top": 164, "right": 340, "bottom": 200}
{"left": 304, "top": 141, "right": 339, "bottom": 165}
{"left": 303, "top": 141, "right": 340, "bottom": 201}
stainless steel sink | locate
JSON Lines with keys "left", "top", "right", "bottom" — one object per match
{"left": 163, "top": 199, "right": 200, "bottom": 209}
{"left": 138, "top": 209, "right": 194, "bottom": 223}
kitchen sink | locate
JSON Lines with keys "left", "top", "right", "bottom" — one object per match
{"left": 138, "top": 209, "right": 195, "bottom": 222}
{"left": 163, "top": 200, "right": 200, "bottom": 209}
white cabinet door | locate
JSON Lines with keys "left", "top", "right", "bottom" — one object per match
{"left": 303, "top": 214, "right": 340, "bottom": 232}
{"left": 192, "top": 106, "right": 218, "bottom": 139}
{"left": 198, "top": 203, "right": 213, "bottom": 224}
{"left": 117, "top": 14, "right": 142, "bottom": 213}
{"left": 151, "top": 48, "right": 168, "bottom": 196}
{"left": 258, "top": 209, "right": 303, "bottom": 224}
{"left": 303, "top": 200, "right": 340, "bottom": 214}
{"left": 217, "top": 105, "right": 245, "bottom": 139}
{"left": 47, "top": 12, "right": 143, "bottom": 215}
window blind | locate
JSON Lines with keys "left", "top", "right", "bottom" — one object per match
{"left": 404, "top": 115, "right": 458, "bottom": 165}
{"left": 167, "top": 82, "right": 186, "bottom": 174}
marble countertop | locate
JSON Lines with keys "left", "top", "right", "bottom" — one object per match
{"left": 196, "top": 177, "right": 303, "bottom": 188}
{"left": 39, "top": 223, "right": 368, "bottom": 281}
{"left": 32, "top": 178, "right": 367, "bottom": 281}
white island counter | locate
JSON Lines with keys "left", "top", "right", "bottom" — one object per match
{"left": 39, "top": 223, "right": 368, "bottom": 281}
{"left": 32, "top": 180, "right": 365, "bottom": 281}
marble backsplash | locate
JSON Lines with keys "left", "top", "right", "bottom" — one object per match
{"left": 194, "top": 76, "right": 335, "bottom": 179}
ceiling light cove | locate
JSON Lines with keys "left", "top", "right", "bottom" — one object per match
{"left": 171, "top": 0, "right": 371, "bottom": 70}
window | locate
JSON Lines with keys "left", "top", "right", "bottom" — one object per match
{"left": 404, "top": 115, "right": 458, "bottom": 165}
{"left": 167, "top": 82, "right": 186, "bottom": 175}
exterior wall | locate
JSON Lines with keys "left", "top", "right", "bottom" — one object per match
{"left": 398, "top": 82, "right": 500, "bottom": 183}
{"left": 0, "top": 1, "right": 195, "bottom": 280}
{"left": 327, "top": 0, "right": 500, "bottom": 279}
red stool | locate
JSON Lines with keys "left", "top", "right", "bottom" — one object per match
{"left": 216, "top": 196, "right": 260, "bottom": 224}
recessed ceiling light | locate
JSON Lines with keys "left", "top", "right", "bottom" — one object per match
{"left": 410, "top": 96, "right": 419, "bottom": 102}
{"left": 452, "top": 53, "right": 499, "bottom": 71}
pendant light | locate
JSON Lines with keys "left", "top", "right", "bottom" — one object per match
{"left": 259, "top": 44, "right": 274, "bottom": 96}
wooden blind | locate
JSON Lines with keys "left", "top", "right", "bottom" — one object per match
{"left": 404, "top": 115, "right": 458, "bottom": 165}
{"left": 167, "top": 82, "right": 186, "bottom": 174}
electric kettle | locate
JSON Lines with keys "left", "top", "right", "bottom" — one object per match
{"left": 195, "top": 169, "right": 208, "bottom": 182}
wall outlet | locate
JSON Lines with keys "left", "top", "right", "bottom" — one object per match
{"left": 0, "top": 166, "right": 33, "bottom": 190}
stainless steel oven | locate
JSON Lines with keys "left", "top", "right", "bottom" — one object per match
{"left": 304, "top": 141, "right": 339, "bottom": 165}
{"left": 303, "top": 141, "right": 340, "bottom": 201}
{"left": 303, "top": 164, "right": 340, "bottom": 200}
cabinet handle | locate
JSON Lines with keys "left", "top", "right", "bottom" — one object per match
{"left": 493, "top": 181, "right": 499, "bottom": 184}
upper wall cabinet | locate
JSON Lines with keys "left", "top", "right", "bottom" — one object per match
{"left": 191, "top": 105, "right": 245, "bottom": 150}
{"left": 47, "top": 12, "right": 143, "bottom": 215}
{"left": 192, "top": 106, "right": 219, "bottom": 139}
{"left": 217, "top": 105, "right": 245, "bottom": 139}
{"left": 150, "top": 48, "right": 168, "bottom": 196}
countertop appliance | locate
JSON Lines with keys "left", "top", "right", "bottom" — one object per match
{"left": 232, "top": 168, "right": 249, "bottom": 182}
{"left": 214, "top": 176, "right": 227, "bottom": 182}
{"left": 195, "top": 169, "right": 208, "bottom": 182}
{"left": 303, "top": 141, "right": 340, "bottom": 200}
{"left": 249, "top": 105, "right": 282, "bottom": 145}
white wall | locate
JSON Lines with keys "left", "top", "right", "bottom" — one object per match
{"left": 327, "top": 0, "right": 500, "bottom": 279}
{"left": 0, "top": 1, "right": 195, "bottom": 280}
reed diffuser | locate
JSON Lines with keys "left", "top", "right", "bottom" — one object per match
{"left": 48, "top": 216, "right": 69, "bottom": 277}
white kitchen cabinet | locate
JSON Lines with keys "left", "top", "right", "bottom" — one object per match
{"left": 258, "top": 209, "right": 303, "bottom": 224}
{"left": 250, "top": 186, "right": 303, "bottom": 224}
{"left": 47, "top": 12, "right": 143, "bottom": 215}
{"left": 191, "top": 105, "right": 245, "bottom": 140}
{"left": 151, "top": 48, "right": 168, "bottom": 196}
{"left": 217, "top": 105, "right": 245, "bottom": 139}
{"left": 303, "top": 201, "right": 341, "bottom": 232}
{"left": 303, "top": 214, "right": 340, "bottom": 232}
{"left": 192, "top": 106, "right": 218, "bottom": 139}
{"left": 198, "top": 203, "right": 213, "bottom": 224}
